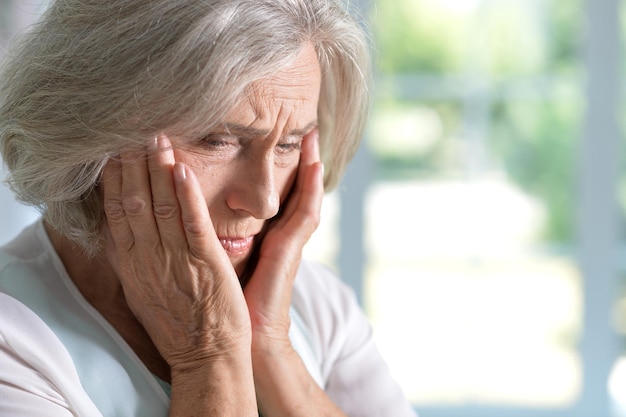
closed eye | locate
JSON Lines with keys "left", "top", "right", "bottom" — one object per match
{"left": 199, "top": 133, "right": 238, "bottom": 150}
{"left": 275, "top": 137, "right": 302, "bottom": 154}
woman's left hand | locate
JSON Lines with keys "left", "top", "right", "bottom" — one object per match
{"left": 242, "top": 129, "right": 346, "bottom": 416}
{"left": 243, "top": 127, "right": 323, "bottom": 350}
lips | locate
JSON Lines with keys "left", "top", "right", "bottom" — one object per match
{"left": 218, "top": 236, "right": 255, "bottom": 256}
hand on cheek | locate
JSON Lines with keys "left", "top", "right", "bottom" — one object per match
{"left": 101, "top": 134, "right": 252, "bottom": 372}
{"left": 243, "top": 130, "right": 344, "bottom": 417}
{"left": 243, "top": 127, "right": 324, "bottom": 347}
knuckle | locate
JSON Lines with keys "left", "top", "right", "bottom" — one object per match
{"left": 152, "top": 202, "right": 180, "bottom": 220}
{"left": 304, "top": 203, "right": 321, "bottom": 226}
{"left": 303, "top": 217, "right": 320, "bottom": 232}
{"left": 121, "top": 195, "right": 149, "bottom": 216}
{"left": 183, "top": 219, "right": 207, "bottom": 238}
{"left": 103, "top": 199, "right": 125, "bottom": 220}
{"left": 299, "top": 207, "right": 320, "bottom": 230}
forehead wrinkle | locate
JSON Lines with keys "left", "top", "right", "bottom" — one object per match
{"left": 226, "top": 44, "right": 320, "bottom": 140}
{"left": 223, "top": 120, "right": 317, "bottom": 139}
{"left": 273, "top": 102, "right": 298, "bottom": 138}
{"left": 246, "top": 62, "right": 318, "bottom": 107}
{"left": 236, "top": 86, "right": 313, "bottom": 137}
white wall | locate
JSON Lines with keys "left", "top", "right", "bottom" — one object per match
{"left": 0, "top": 180, "right": 39, "bottom": 245}
{"left": 0, "top": 1, "right": 48, "bottom": 245}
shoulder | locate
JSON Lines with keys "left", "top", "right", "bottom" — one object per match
{"left": 0, "top": 220, "right": 47, "bottom": 282}
{"left": 293, "top": 259, "right": 357, "bottom": 312}
{"left": 0, "top": 292, "right": 68, "bottom": 373}
{"left": 0, "top": 219, "right": 45, "bottom": 260}
{"left": 0, "top": 292, "right": 102, "bottom": 417}
{"left": 292, "top": 260, "right": 419, "bottom": 417}
{"left": 291, "top": 260, "right": 371, "bottom": 373}
{"left": 292, "top": 260, "right": 364, "bottom": 339}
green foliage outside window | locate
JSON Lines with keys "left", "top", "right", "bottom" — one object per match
{"left": 368, "top": 0, "right": 582, "bottom": 243}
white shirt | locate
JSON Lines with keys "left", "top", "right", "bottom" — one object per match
{"left": 0, "top": 220, "right": 417, "bottom": 417}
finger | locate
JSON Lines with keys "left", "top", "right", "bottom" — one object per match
{"left": 243, "top": 162, "right": 324, "bottom": 318}
{"left": 101, "top": 157, "right": 134, "bottom": 253}
{"left": 173, "top": 162, "right": 228, "bottom": 263}
{"left": 120, "top": 147, "right": 160, "bottom": 247}
{"left": 263, "top": 160, "right": 324, "bottom": 259}
{"left": 148, "top": 134, "right": 187, "bottom": 249}
{"left": 287, "top": 160, "right": 324, "bottom": 239}
{"left": 296, "top": 127, "right": 320, "bottom": 190}
{"left": 280, "top": 128, "right": 322, "bottom": 223}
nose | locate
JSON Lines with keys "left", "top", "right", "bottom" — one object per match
{"left": 226, "top": 154, "right": 280, "bottom": 220}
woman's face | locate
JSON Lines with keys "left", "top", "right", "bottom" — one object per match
{"left": 173, "top": 44, "right": 321, "bottom": 274}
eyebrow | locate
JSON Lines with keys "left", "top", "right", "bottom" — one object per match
{"left": 221, "top": 120, "right": 318, "bottom": 138}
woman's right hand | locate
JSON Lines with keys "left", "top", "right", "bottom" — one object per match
{"left": 100, "top": 134, "right": 251, "bottom": 373}
{"left": 102, "top": 134, "right": 258, "bottom": 416}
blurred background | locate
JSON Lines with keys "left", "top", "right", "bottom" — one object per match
{"left": 0, "top": 0, "right": 624, "bottom": 416}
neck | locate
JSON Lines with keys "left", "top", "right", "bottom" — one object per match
{"left": 44, "top": 222, "right": 122, "bottom": 304}
{"left": 44, "top": 222, "right": 172, "bottom": 382}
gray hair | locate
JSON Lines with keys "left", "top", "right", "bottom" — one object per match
{"left": 0, "top": 0, "right": 371, "bottom": 253}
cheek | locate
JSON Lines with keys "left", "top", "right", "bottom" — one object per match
{"left": 173, "top": 149, "right": 224, "bottom": 200}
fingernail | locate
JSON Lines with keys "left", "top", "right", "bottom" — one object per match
{"left": 157, "top": 134, "right": 171, "bottom": 150}
{"left": 149, "top": 136, "right": 158, "bottom": 150}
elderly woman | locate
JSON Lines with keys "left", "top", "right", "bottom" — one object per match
{"left": 0, "top": 0, "right": 417, "bottom": 416}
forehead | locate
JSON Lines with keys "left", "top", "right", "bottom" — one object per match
{"left": 226, "top": 44, "right": 321, "bottom": 124}
{"left": 251, "top": 49, "right": 321, "bottom": 100}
